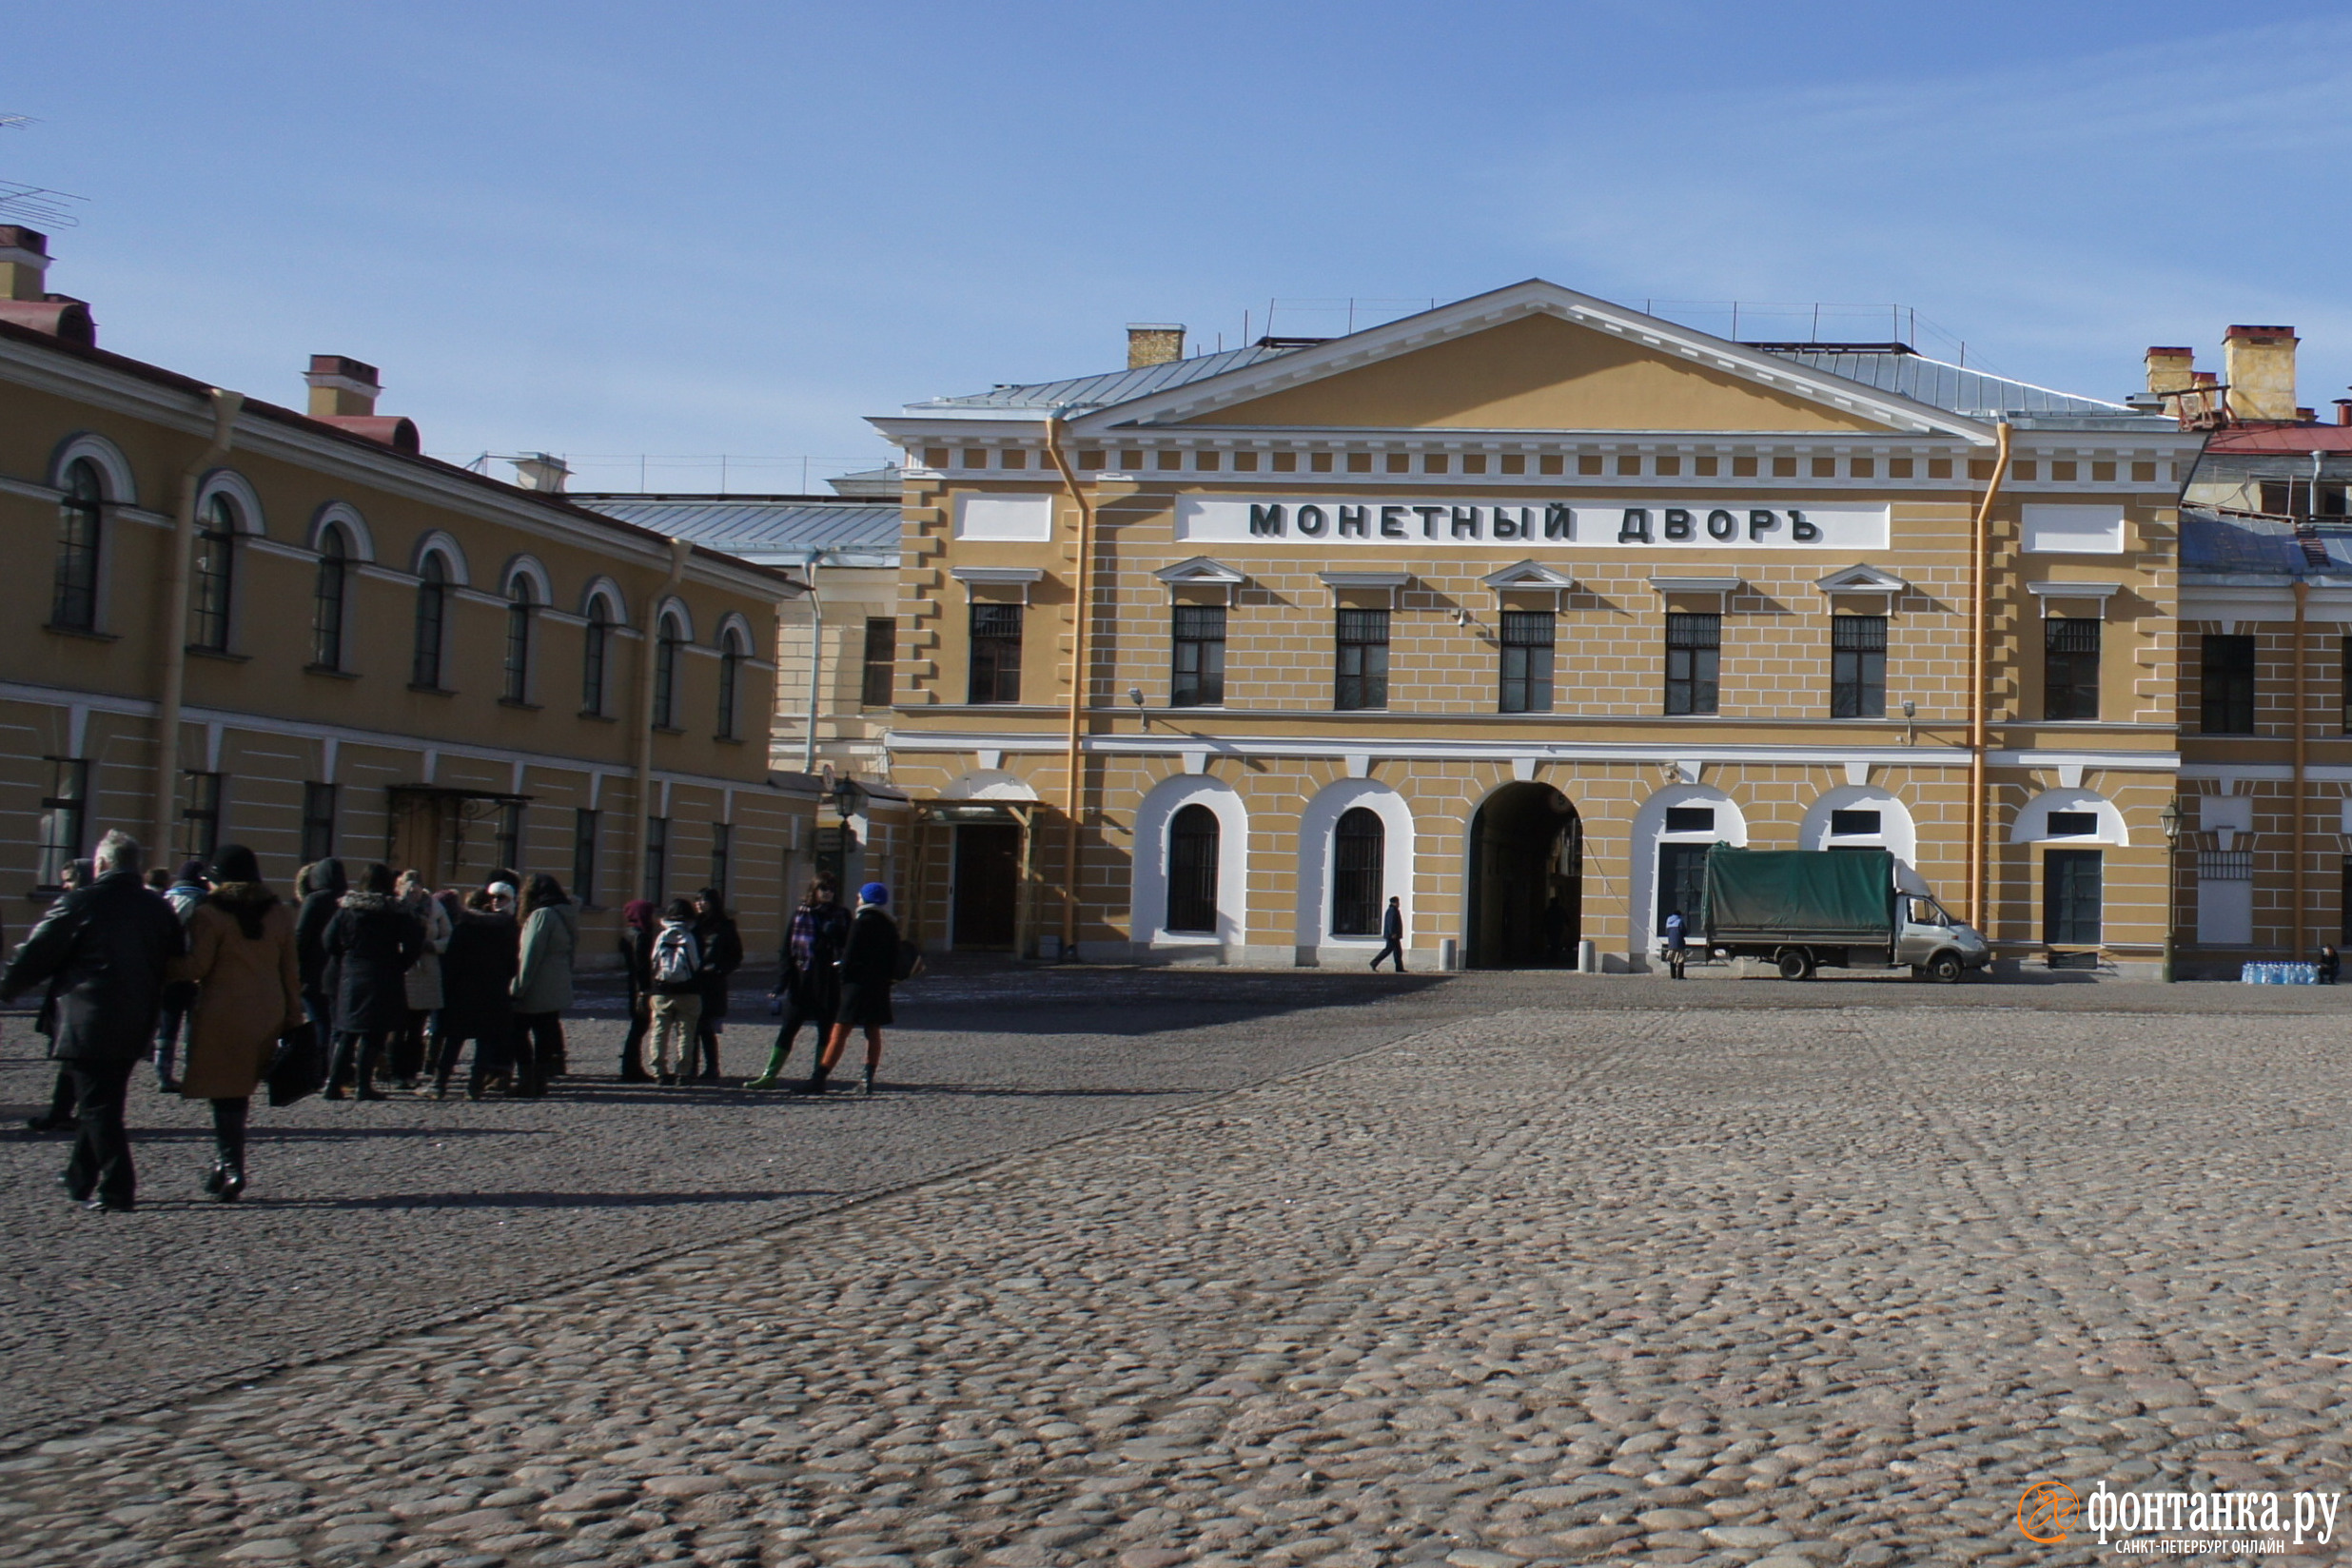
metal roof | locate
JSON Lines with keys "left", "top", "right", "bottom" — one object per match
{"left": 567, "top": 495, "right": 900, "bottom": 562}
{"left": 908, "top": 343, "right": 1297, "bottom": 412}
{"left": 1754, "top": 348, "right": 2129, "bottom": 420}
{"left": 909, "top": 337, "right": 2142, "bottom": 430}
{"left": 2181, "top": 507, "right": 2352, "bottom": 577}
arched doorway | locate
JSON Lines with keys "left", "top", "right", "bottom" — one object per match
{"left": 1467, "top": 783, "right": 1581, "bottom": 968}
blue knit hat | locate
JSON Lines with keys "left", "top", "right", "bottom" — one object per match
{"left": 858, "top": 882, "right": 890, "bottom": 907}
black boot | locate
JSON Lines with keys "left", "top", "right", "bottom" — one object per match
{"left": 355, "top": 1035, "right": 387, "bottom": 1101}
{"left": 793, "top": 1065, "right": 830, "bottom": 1096}
{"left": 324, "top": 1033, "right": 358, "bottom": 1100}
{"left": 859, "top": 1065, "right": 876, "bottom": 1097}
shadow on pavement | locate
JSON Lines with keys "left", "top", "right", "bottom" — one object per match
{"left": 232, "top": 1187, "right": 829, "bottom": 1211}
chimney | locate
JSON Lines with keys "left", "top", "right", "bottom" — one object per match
{"left": 2223, "top": 324, "right": 2299, "bottom": 421}
{"left": 1127, "top": 323, "right": 1185, "bottom": 369}
{"left": 0, "top": 225, "right": 96, "bottom": 346}
{"left": 510, "top": 453, "right": 571, "bottom": 493}
{"left": 2144, "top": 345, "right": 2195, "bottom": 397}
{"left": 305, "top": 354, "right": 381, "bottom": 418}
{"left": 302, "top": 352, "right": 420, "bottom": 453}
{"left": 2334, "top": 399, "right": 2351, "bottom": 427}
{"left": 0, "top": 225, "right": 49, "bottom": 302}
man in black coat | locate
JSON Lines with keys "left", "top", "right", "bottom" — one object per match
{"left": 1, "top": 832, "right": 187, "bottom": 1210}
{"left": 293, "top": 857, "right": 347, "bottom": 1039}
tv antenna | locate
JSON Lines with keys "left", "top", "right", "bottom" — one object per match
{"left": 0, "top": 114, "right": 88, "bottom": 227}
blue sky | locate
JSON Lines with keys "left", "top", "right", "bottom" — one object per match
{"left": 9, "top": 3, "right": 2351, "bottom": 490}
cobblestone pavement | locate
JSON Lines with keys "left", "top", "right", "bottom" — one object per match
{"left": 7, "top": 981, "right": 2352, "bottom": 1567}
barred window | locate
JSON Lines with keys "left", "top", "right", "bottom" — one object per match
{"left": 1166, "top": 804, "right": 1219, "bottom": 932}
{"left": 303, "top": 782, "right": 338, "bottom": 865}
{"left": 503, "top": 578, "right": 536, "bottom": 703}
{"left": 1499, "top": 611, "right": 1555, "bottom": 714}
{"left": 312, "top": 526, "right": 348, "bottom": 670}
{"left": 1830, "top": 615, "right": 1886, "bottom": 718}
{"left": 1331, "top": 808, "right": 1385, "bottom": 934}
{"left": 1665, "top": 613, "right": 1719, "bottom": 715}
{"left": 2044, "top": 617, "right": 2101, "bottom": 721}
{"left": 412, "top": 554, "right": 448, "bottom": 689}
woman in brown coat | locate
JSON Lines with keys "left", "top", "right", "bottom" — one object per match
{"left": 172, "top": 843, "right": 304, "bottom": 1201}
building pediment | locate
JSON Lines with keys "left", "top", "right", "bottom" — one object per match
{"left": 1059, "top": 281, "right": 1993, "bottom": 443}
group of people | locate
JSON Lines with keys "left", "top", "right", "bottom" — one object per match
{"left": 6, "top": 831, "right": 908, "bottom": 1213}
{"left": 618, "top": 872, "right": 900, "bottom": 1097}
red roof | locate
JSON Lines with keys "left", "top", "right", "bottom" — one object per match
{"left": 2205, "top": 423, "right": 2352, "bottom": 454}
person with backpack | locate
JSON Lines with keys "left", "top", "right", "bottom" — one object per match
{"left": 749, "top": 872, "right": 850, "bottom": 1089}
{"left": 1662, "top": 908, "right": 1690, "bottom": 981}
{"left": 644, "top": 898, "right": 704, "bottom": 1085}
{"left": 690, "top": 887, "right": 742, "bottom": 1083}
{"left": 152, "top": 859, "right": 208, "bottom": 1092}
{"left": 794, "top": 882, "right": 899, "bottom": 1098}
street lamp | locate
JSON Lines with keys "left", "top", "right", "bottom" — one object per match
{"left": 2158, "top": 798, "right": 2184, "bottom": 983}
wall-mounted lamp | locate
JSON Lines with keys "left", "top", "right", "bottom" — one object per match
{"left": 1901, "top": 698, "right": 1916, "bottom": 747}
{"left": 1128, "top": 686, "right": 1147, "bottom": 730}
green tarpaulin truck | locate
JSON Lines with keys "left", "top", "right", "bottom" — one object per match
{"left": 1699, "top": 846, "right": 1990, "bottom": 982}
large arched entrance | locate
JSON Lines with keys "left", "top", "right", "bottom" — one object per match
{"left": 1466, "top": 783, "right": 1581, "bottom": 968}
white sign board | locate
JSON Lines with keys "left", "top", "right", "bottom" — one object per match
{"left": 1174, "top": 496, "right": 1889, "bottom": 550}
{"left": 2021, "top": 503, "right": 2126, "bottom": 555}
{"left": 955, "top": 493, "right": 1055, "bottom": 541}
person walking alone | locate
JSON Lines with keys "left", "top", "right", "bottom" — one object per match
{"left": 153, "top": 859, "right": 209, "bottom": 1092}
{"left": 171, "top": 844, "right": 304, "bottom": 1201}
{"left": 434, "top": 889, "right": 519, "bottom": 1099}
{"left": 617, "top": 899, "right": 657, "bottom": 1082}
{"left": 645, "top": 898, "right": 704, "bottom": 1085}
{"left": 691, "top": 887, "right": 741, "bottom": 1083}
{"left": 750, "top": 872, "right": 849, "bottom": 1089}
{"left": 796, "top": 882, "right": 897, "bottom": 1097}
{"left": 1662, "top": 909, "right": 1690, "bottom": 981}
{"left": 1370, "top": 895, "right": 1407, "bottom": 972}
{"left": 1, "top": 833, "right": 186, "bottom": 1211}
{"left": 323, "top": 863, "right": 423, "bottom": 1101}
{"left": 508, "top": 873, "right": 577, "bottom": 1098}
{"left": 391, "top": 869, "right": 451, "bottom": 1089}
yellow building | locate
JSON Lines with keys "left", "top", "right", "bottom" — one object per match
{"left": 870, "top": 282, "right": 2204, "bottom": 975}
{"left": 0, "top": 225, "right": 813, "bottom": 961}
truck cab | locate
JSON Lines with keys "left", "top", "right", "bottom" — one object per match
{"left": 1892, "top": 895, "right": 1991, "bottom": 983}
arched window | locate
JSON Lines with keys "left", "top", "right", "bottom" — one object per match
{"left": 652, "top": 611, "right": 683, "bottom": 730}
{"left": 312, "top": 525, "right": 348, "bottom": 670}
{"left": 715, "top": 624, "right": 747, "bottom": 739}
{"left": 51, "top": 459, "right": 103, "bottom": 630}
{"left": 412, "top": 553, "right": 448, "bottom": 689}
{"left": 503, "top": 577, "right": 536, "bottom": 703}
{"left": 581, "top": 598, "right": 611, "bottom": 715}
{"left": 1166, "top": 803, "right": 1220, "bottom": 933}
{"left": 1331, "top": 807, "right": 1385, "bottom": 935}
{"left": 189, "top": 491, "right": 236, "bottom": 652}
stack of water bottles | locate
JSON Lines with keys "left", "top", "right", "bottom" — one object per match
{"left": 2240, "top": 961, "right": 2320, "bottom": 985}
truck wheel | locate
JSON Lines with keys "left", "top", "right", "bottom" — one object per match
{"left": 1927, "top": 951, "right": 1965, "bottom": 984}
{"left": 1775, "top": 948, "right": 1815, "bottom": 981}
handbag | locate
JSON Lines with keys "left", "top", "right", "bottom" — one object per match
{"left": 265, "top": 1019, "right": 327, "bottom": 1107}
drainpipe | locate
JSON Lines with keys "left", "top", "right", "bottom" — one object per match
{"left": 150, "top": 387, "right": 245, "bottom": 861}
{"left": 1966, "top": 422, "right": 2012, "bottom": 932}
{"left": 2293, "top": 575, "right": 2310, "bottom": 958}
{"left": 802, "top": 552, "right": 823, "bottom": 774}
{"left": 1043, "top": 412, "right": 1096, "bottom": 959}
{"left": 631, "top": 537, "right": 694, "bottom": 900}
